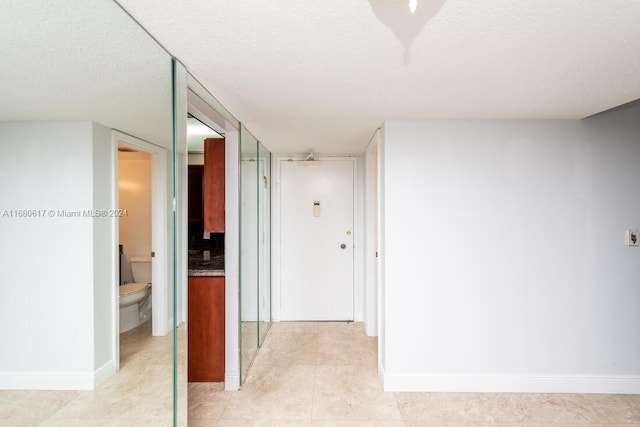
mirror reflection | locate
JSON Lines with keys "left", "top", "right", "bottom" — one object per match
{"left": 240, "top": 125, "right": 260, "bottom": 383}
{"left": 0, "top": 0, "right": 176, "bottom": 424}
{"left": 186, "top": 112, "right": 227, "bottom": 387}
{"left": 240, "top": 126, "right": 273, "bottom": 384}
{"left": 257, "top": 142, "right": 272, "bottom": 346}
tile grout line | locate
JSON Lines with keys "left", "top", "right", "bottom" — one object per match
{"left": 310, "top": 322, "right": 320, "bottom": 424}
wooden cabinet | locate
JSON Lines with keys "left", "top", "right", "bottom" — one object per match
{"left": 188, "top": 165, "right": 204, "bottom": 223}
{"left": 188, "top": 276, "right": 225, "bottom": 382}
{"left": 203, "top": 138, "right": 225, "bottom": 232}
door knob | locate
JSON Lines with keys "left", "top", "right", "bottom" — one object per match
{"left": 340, "top": 243, "right": 347, "bottom": 250}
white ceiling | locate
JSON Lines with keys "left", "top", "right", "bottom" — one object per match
{"left": 50, "top": 1, "right": 640, "bottom": 154}
{"left": 4, "top": 1, "right": 638, "bottom": 155}
{"left": 187, "top": 117, "right": 223, "bottom": 153}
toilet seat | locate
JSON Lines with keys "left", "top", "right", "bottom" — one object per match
{"left": 119, "top": 282, "right": 150, "bottom": 296}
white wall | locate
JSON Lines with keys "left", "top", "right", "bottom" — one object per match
{"left": 240, "top": 159, "right": 259, "bottom": 322}
{"left": 365, "top": 130, "right": 380, "bottom": 337}
{"left": 118, "top": 154, "right": 152, "bottom": 264}
{"left": 92, "top": 123, "right": 117, "bottom": 383}
{"left": 188, "top": 153, "right": 204, "bottom": 165}
{"left": 380, "top": 109, "right": 640, "bottom": 393}
{"left": 0, "top": 121, "right": 115, "bottom": 389}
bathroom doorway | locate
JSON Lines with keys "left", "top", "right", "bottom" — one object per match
{"left": 113, "top": 131, "right": 169, "bottom": 371}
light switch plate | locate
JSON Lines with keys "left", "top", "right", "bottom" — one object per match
{"left": 626, "top": 230, "right": 639, "bottom": 246}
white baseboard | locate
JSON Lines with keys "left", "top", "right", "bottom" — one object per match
{"left": 382, "top": 373, "right": 640, "bottom": 394}
{"left": 94, "top": 359, "right": 116, "bottom": 388}
{"left": 378, "top": 360, "right": 386, "bottom": 389}
{"left": 225, "top": 374, "right": 240, "bottom": 391}
{"left": 0, "top": 360, "right": 116, "bottom": 390}
{"left": 365, "top": 320, "right": 377, "bottom": 337}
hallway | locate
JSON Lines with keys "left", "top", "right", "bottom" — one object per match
{"left": 189, "top": 322, "right": 640, "bottom": 425}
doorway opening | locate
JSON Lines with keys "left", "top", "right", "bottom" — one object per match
{"left": 113, "top": 131, "right": 169, "bottom": 373}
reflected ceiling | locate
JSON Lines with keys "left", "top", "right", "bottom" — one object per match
{"left": 187, "top": 117, "right": 222, "bottom": 153}
{"left": 0, "top": 1, "right": 172, "bottom": 147}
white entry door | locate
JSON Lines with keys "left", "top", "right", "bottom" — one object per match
{"left": 280, "top": 159, "right": 354, "bottom": 321}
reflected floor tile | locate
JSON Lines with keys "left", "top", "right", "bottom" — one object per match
{"left": 396, "top": 392, "right": 494, "bottom": 423}
{"left": 0, "top": 321, "right": 175, "bottom": 426}
{"left": 50, "top": 390, "right": 173, "bottom": 421}
{"left": 0, "top": 390, "right": 79, "bottom": 420}
{"left": 38, "top": 418, "right": 173, "bottom": 426}
{"left": 50, "top": 365, "right": 173, "bottom": 421}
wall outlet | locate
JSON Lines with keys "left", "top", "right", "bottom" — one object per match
{"left": 626, "top": 230, "right": 639, "bottom": 246}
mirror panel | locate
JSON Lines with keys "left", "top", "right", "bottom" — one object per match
{"left": 0, "top": 0, "right": 176, "bottom": 424}
{"left": 0, "top": 1, "right": 172, "bottom": 147}
{"left": 239, "top": 129, "right": 273, "bottom": 384}
{"left": 257, "top": 142, "right": 272, "bottom": 345}
{"left": 240, "top": 124, "right": 259, "bottom": 384}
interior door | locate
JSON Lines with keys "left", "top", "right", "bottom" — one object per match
{"left": 280, "top": 159, "right": 354, "bottom": 320}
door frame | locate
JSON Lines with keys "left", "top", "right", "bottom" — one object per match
{"left": 365, "top": 131, "right": 380, "bottom": 337}
{"left": 272, "top": 155, "right": 359, "bottom": 322}
{"left": 112, "top": 131, "right": 170, "bottom": 370}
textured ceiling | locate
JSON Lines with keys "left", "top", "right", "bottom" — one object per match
{"left": 115, "top": 0, "right": 640, "bottom": 154}
{"left": 16, "top": 0, "right": 639, "bottom": 155}
{"left": 0, "top": 0, "right": 173, "bottom": 147}
{"left": 187, "top": 117, "right": 222, "bottom": 153}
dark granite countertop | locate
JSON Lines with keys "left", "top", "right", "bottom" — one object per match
{"left": 188, "top": 252, "right": 224, "bottom": 277}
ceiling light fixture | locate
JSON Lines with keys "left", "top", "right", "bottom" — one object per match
{"left": 393, "top": 0, "right": 418, "bottom": 14}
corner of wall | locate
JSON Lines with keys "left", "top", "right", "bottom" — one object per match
{"left": 224, "top": 128, "right": 240, "bottom": 387}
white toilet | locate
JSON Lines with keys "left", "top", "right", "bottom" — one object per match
{"left": 119, "top": 256, "right": 152, "bottom": 333}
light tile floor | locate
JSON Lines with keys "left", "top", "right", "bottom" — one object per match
{"left": 189, "top": 321, "right": 640, "bottom": 426}
{"left": 0, "top": 321, "right": 185, "bottom": 426}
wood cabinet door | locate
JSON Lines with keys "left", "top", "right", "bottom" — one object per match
{"left": 203, "top": 138, "right": 225, "bottom": 232}
{"left": 188, "top": 276, "right": 225, "bottom": 382}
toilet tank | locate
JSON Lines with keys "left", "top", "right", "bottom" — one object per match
{"left": 130, "top": 256, "right": 152, "bottom": 283}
